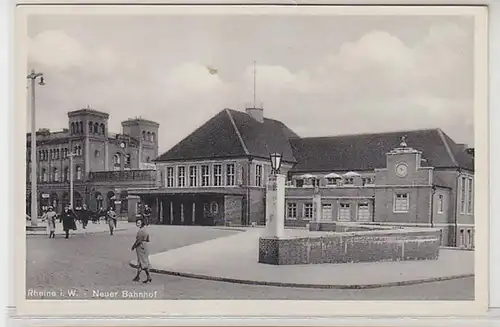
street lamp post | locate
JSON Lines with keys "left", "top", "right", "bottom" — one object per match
{"left": 27, "top": 69, "right": 45, "bottom": 227}
{"left": 68, "top": 152, "right": 76, "bottom": 208}
{"left": 264, "top": 153, "right": 285, "bottom": 238}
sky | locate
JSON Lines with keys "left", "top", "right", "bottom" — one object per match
{"left": 26, "top": 13, "right": 475, "bottom": 153}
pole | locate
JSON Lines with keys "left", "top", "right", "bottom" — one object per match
{"left": 253, "top": 61, "right": 256, "bottom": 108}
{"left": 30, "top": 76, "right": 38, "bottom": 227}
{"left": 69, "top": 153, "right": 74, "bottom": 208}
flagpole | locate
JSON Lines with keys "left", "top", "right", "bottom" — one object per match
{"left": 253, "top": 61, "right": 256, "bottom": 108}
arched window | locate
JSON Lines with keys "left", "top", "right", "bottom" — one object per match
{"left": 76, "top": 166, "right": 82, "bottom": 180}
{"left": 125, "top": 154, "right": 131, "bottom": 166}
{"left": 95, "top": 192, "right": 104, "bottom": 209}
{"left": 152, "top": 132, "right": 156, "bottom": 142}
{"left": 89, "top": 121, "right": 93, "bottom": 134}
{"left": 79, "top": 121, "right": 83, "bottom": 134}
{"left": 94, "top": 122, "right": 99, "bottom": 134}
{"left": 113, "top": 153, "right": 121, "bottom": 171}
{"left": 78, "top": 146, "right": 82, "bottom": 156}
{"left": 41, "top": 168, "right": 47, "bottom": 183}
{"left": 211, "top": 201, "right": 219, "bottom": 214}
{"left": 56, "top": 149, "right": 60, "bottom": 159}
{"left": 64, "top": 167, "right": 69, "bottom": 181}
{"left": 142, "top": 131, "right": 146, "bottom": 140}
{"left": 100, "top": 123, "right": 105, "bottom": 135}
{"left": 74, "top": 146, "right": 78, "bottom": 154}
{"left": 44, "top": 150, "right": 48, "bottom": 161}
{"left": 52, "top": 168, "right": 59, "bottom": 182}
{"left": 71, "top": 122, "right": 75, "bottom": 134}
{"left": 147, "top": 131, "right": 151, "bottom": 142}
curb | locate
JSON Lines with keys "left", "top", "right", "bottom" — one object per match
{"left": 27, "top": 228, "right": 128, "bottom": 236}
{"left": 128, "top": 261, "right": 474, "bottom": 289}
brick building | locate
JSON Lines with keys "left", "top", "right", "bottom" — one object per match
{"left": 127, "top": 107, "right": 474, "bottom": 248}
{"left": 26, "top": 107, "right": 160, "bottom": 215}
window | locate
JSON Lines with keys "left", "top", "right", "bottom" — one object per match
{"left": 213, "top": 164, "right": 222, "bottom": 186}
{"left": 152, "top": 132, "right": 156, "bottom": 142}
{"left": 52, "top": 168, "right": 59, "bottom": 182}
{"left": 166, "top": 167, "right": 174, "bottom": 187}
{"left": 177, "top": 166, "right": 186, "bottom": 187}
{"left": 326, "top": 178, "right": 340, "bottom": 187}
{"left": 64, "top": 167, "right": 69, "bottom": 182}
{"left": 255, "top": 164, "right": 263, "bottom": 187}
{"left": 344, "top": 178, "right": 354, "bottom": 185}
{"left": 147, "top": 131, "right": 151, "bottom": 142}
{"left": 76, "top": 166, "right": 82, "bottom": 180}
{"left": 88, "top": 121, "right": 93, "bottom": 133}
{"left": 226, "top": 163, "right": 235, "bottom": 186}
{"left": 437, "top": 194, "right": 444, "bottom": 213}
{"left": 339, "top": 203, "right": 351, "bottom": 221}
{"left": 357, "top": 203, "right": 371, "bottom": 221}
{"left": 211, "top": 202, "right": 219, "bottom": 214}
{"left": 467, "top": 178, "right": 473, "bottom": 214}
{"left": 41, "top": 168, "right": 47, "bottom": 182}
{"left": 189, "top": 166, "right": 198, "bottom": 187}
{"left": 362, "top": 177, "right": 374, "bottom": 186}
{"left": 394, "top": 193, "right": 409, "bottom": 212}
{"left": 287, "top": 203, "right": 297, "bottom": 218}
{"left": 56, "top": 149, "right": 60, "bottom": 159}
{"left": 460, "top": 176, "right": 467, "bottom": 213}
{"left": 94, "top": 122, "right": 99, "bottom": 134}
{"left": 113, "top": 153, "right": 121, "bottom": 171}
{"left": 142, "top": 131, "right": 146, "bottom": 140}
{"left": 295, "top": 179, "right": 304, "bottom": 188}
{"left": 125, "top": 154, "right": 131, "bottom": 166}
{"left": 100, "top": 123, "right": 105, "bottom": 135}
{"left": 321, "top": 203, "right": 333, "bottom": 220}
{"left": 303, "top": 203, "right": 313, "bottom": 219}
{"left": 201, "top": 165, "right": 210, "bottom": 186}
{"left": 467, "top": 229, "right": 472, "bottom": 249}
{"left": 459, "top": 229, "right": 465, "bottom": 247}
{"left": 469, "top": 229, "right": 474, "bottom": 249}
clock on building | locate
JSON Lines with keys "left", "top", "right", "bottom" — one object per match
{"left": 395, "top": 163, "right": 408, "bottom": 177}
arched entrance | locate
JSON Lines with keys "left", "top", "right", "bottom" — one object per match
{"left": 50, "top": 193, "right": 59, "bottom": 212}
{"left": 74, "top": 191, "right": 82, "bottom": 209}
{"left": 95, "top": 192, "right": 104, "bottom": 210}
{"left": 61, "top": 192, "right": 69, "bottom": 210}
{"left": 107, "top": 191, "right": 115, "bottom": 210}
{"left": 120, "top": 190, "right": 128, "bottom": 214}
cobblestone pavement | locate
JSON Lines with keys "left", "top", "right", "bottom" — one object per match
{"left": 26, "top": 225, "right": 474, "bottom": 301}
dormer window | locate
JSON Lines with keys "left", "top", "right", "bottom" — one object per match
{"left": 362, "top": 177, "right": 374, "bottom": 186}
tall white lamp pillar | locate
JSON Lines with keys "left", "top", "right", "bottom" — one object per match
{"left": 265, "top": 153, "right": 285, "bottom": 238}
{"left": 27, "top": 69, "right": 45, "bottom": 227}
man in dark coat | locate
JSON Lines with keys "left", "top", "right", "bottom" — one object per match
{"left": 79, "top": 204, "right": 92, "bottom": 229}
{"left": 143, "top": 204, "right": 152, "bottom": 226}
{"left": 60, "top": 205, "right": 78, "bottom": 239}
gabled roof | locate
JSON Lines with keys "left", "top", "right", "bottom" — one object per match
{"left": 154, "top": 109, "right": 298, "bottom": 163}
{"left": 289, "top": 128, "right": 474, "bottom": 172}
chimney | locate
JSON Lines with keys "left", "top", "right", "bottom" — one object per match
{"left": 245, "top": 107, "right": 264, "bottom": 123}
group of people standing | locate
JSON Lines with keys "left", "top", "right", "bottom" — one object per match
{"left": 39, "top": 203, "right": 153, "bottom": 284}
{"left": 41, "top": 204, "right": 120, "bottom": 238}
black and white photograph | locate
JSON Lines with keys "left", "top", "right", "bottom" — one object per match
{"left": 15, "top": 4, "right": 488, "bottom": 317}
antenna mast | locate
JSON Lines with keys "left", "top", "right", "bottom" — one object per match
{"left": 253, "top": 60, "right": 256, "bottom": 108}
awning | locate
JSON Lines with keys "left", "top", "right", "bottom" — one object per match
{"left": 325, "top": 172, "right": 342, "bottom": 178}
{"left": 296, "top": 173, "right": 319, "bottom": 179}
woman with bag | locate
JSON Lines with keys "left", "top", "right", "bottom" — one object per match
{"left": 131, "top": 218, "right": 152, "bottom": 283}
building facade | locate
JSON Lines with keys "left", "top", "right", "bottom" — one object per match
{"left": 26, "top": 108, "right": 160, "bottom": 215}
{"left": 127, "top": 107, "right": 474, "bottom": 248}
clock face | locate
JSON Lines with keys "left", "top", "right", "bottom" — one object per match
{"left": 396, "top": 163, "right": 408, "bottom": 177}
{"left": 119, "top": 142, "right": 126, "bottom": 149}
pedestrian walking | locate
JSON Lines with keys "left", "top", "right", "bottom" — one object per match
{"left": 60, "top": 205, "right": 77, "bottom": 239}
{"left": 131, "top": 218, "right": 152, "bottom": 283}
{"left": 43, "top": 206, "right": 58, "bottom": 238}
{"left": 79, "top": 204, "right": 91, "bottom": 229}
{"left": 106, "top": 207, "right": 117, "bottom": 235}
{"left": 143, "top": 204, "right": 152, "bottom": 226}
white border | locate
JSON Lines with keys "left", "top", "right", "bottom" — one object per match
{"left": 5, "top": 0, "right": 496, "bottom": 323}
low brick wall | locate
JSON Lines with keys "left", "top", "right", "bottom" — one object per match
{"left": 259, "top": 226, "right": 441, "bottom": 265}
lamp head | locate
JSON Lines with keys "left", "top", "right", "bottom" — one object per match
{"left": 38, "top": 76, "right": 45, "bottom": 86}
{"left": 269, "top": 152, "right": 283, "bottom": 174}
